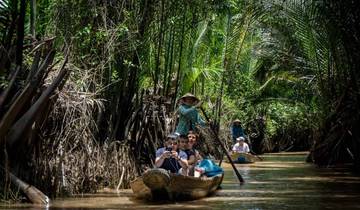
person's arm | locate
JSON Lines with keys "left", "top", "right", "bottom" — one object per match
{"left": 197, "top": 114, "right": 205, "bottom": 126}
{"left": 188, "top": 154, "right": 196, "bottom": 165}
{"left": 232, "top": 144, "right": 238, "bottom": 152}
{"left": 155, "top": 155, "right": 165, "bottom": 167}
{"left": 193, "top": 101, "right": 206, "bottom": 126}
{"left": 244, "top": 144, "right": 250, "bottom": 153}
{"left": 155, "top": 149, "right": 170, "bottom": 167}
{"left": 178, "top": 105, "right": 197, "bottom": 115}
{"left": 174, "top": 151, "right": 188, "bottom": 169}
{"left": 194, "top": 150, "right": 203, "bottom": 162}
{"left": 177, "top": 157, "right": 188, "bottom": 169}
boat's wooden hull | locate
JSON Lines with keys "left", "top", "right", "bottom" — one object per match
{"left": 130, "top": 169, "right": 224, "bottom": 201}
{"left": 226, "top": 152, "right": 259, "bottom": 163}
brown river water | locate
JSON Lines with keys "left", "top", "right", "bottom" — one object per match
{"left": 1, "top": 152, "right": 360, "bottom": 210}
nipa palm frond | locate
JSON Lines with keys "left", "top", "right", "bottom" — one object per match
{"left": 0, "top": 0, "right": 12, "bottom": 40}
{"left": 282, "top": 0, "right": 329, "bottom": 74}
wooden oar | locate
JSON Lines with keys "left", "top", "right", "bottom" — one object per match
{"left": 199, "top": 107, "right": 244, "bottom": 184}
{"left": 218, "top": 155, "right": 224, "bottom": 166}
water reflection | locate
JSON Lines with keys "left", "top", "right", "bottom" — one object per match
{"left": 1, "top": 152, "right": 360, "bottom": 210}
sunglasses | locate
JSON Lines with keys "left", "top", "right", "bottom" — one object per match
{"left": 166, "top": 140, "right": 178, "bottom": 145}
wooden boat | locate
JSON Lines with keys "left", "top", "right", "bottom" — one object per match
{"left": 130, "top": 168, "right": 224, "bottom": 201}
{"left": 226, "top": 152, "right": 260, "bottom": 163}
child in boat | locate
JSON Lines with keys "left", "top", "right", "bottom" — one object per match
{"left": 155, "top": 134, "right": 188, "bottom": 174}
{"left": 232, "top": 136, "right": 250, "bottom": 153}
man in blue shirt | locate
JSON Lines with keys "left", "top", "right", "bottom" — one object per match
{"left": 155, "top": 134, "right": 188, "bottom": 174}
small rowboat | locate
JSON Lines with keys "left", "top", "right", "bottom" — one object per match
{"left": 130, "top": 168, "right": 224, "bottom": 201}
{"left": 226, "top": 152, "right": 260, "bottom": 163}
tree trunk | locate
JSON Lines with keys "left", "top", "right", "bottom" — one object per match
{"left": 30, "top": 0, "right": 36, "bottom": 38}
{"left": 15, "top": 0, "right": 26, "bottom": 66}
{"left": 173, "top": 7, "right": 187, "bottom": 107}
{"left": 154, "top": 0, "right": 165, "bottom": 94}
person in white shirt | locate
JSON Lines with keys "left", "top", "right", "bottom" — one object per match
{"left": 232, "top": 137, "right": 250, "bottom": 153}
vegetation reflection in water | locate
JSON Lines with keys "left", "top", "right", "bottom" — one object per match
{"left": 1, "top": 152, "right": 360, "bottom": 210}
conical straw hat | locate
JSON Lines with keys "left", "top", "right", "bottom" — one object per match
{"left": 233, "top": 119, "right": 241, "bottom": 123}
{"left": 178, "top": 93, "right": 199, "bottom": 103}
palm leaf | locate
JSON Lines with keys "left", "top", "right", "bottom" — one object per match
{"left": 0, "top": 0, "right": 11, "bottom": 37}
{"left": 282, "top": 0, "right": 329, "bottom": 74}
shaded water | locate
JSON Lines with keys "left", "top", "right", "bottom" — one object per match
{"left": 1, "top": 152, "right": 360, "bottom": 209}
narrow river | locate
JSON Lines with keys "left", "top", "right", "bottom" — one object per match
{"left": 1, "top": 152, "right": 360, "bottom": 209}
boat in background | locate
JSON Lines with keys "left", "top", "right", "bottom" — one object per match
{"left": 226, "top": 152, "right": 261, "bottom": 163}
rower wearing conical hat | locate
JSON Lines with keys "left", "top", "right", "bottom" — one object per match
{"left": 175, "top": 93, "right": 205, "bottom": 136}
{"left": 177, "top": 93, "right": 199, "bottom": 105}
{"left": 231, "top": 118, "right": 245, "bottom": 144}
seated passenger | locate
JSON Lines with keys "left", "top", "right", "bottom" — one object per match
{"left": 186, "top": 131, "right": 202, "bottom": 176}
{"left": 178, "top": 134, "right": 193, "bottom": 159}
{"left": 232, "top": 136, "right": 250, "bottom": 153}
{"left": 178, "top": 135, "right": 192, "bottom": 175}
{"left": 155, "top": 134, "right": 188, "bottom": 174}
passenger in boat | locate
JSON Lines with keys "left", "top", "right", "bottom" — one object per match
{"left": 185, "top": 131, "right": 202, "bottom": 176}
{"left": 232, "top": 136, "right": 250, "bottom": 153}
{"left": 230, "top": 119, "right": 246, "bottom": 144}
{"left": 187, "top": 131, "right": 201, "bottom": 160}
{"left": 155, "top": 134, "right": 188, "bottom": 174}
{"left": 175, "top": 93, "right": 205, "bottom": 136}
{"left": 177, "top": 134, "right": 192, "bottom": 175}
{"left": 178, "top": 134, "right": 189, "bottom": 151}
